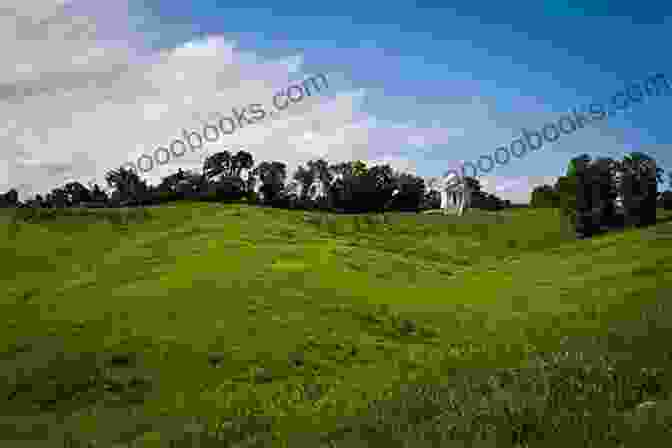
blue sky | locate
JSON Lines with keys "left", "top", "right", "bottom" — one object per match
{"left": 3, "top": 1, "right": 671, "bottom": 202}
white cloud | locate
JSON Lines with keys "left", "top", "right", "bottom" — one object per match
{"left": 2, "top": 0, "right": 614, "bottom": 209}
{"left": 366, "top": 156, "right": 418, "bottom": 175}
{"left": 1, "top": 0, "right": 468, "bottom": 200}
{"left": 479, "top": 175, "right": 559, "bottom": 203}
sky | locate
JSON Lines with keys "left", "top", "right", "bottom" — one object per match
{"left": 2, "top": 0, "right": 671, "bottom": 203}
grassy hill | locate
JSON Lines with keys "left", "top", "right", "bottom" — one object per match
{"left": 2, "top": 203, "right": 672, "bottom": 447}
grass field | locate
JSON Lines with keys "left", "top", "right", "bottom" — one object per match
{"left": 1, "top": 203, "right": 672, "bottom": 447}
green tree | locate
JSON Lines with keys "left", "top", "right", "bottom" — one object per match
{"left": 176, "top": 170, "right": 206, "bottom": 197}
{"left": 87, "top": 182, "right": 108, "bottom": 203}
{"left": 63, "top": 181, "right": 91, "bottom": 205}
{"left": 617, "top": 152, "right": 660, "bottom": 227}
{"left": 252, "top": 161, "right": 287, "bottom": 203}
{"left": 230, "top": 150, "right": 254, "bottom": 178}
{"left": 158, "top": 168, "right": 186, "bottom": 193}
{"left": 530, "top": 184, "right": 557, "bottom": 208}
{"left": 105, "top": 166, "right": 148, "bottom": 202}
{"left": 660, "top": 190, "right": 672, "bottom": 210}
{"left": 387, "top": 171, "right": 425, "bottom": 212}
{"left": 328, "top": 161, "right": 364, "bottom": 179}
{"left": 201, "top": 151, "right": 253, "bottom": 201}
{"left": 464, "top": 176, "right": 481, "bottom": 193}
{"left": 555, "top": 173, "right": 579, "bottom": 232}
{"left": 202, "top": 151, "right": 232, "bottom": 182}
{"left": 351, "top": 160, "right": 368, "bottom": 177}
{"left": 565, "top": 154, "right": 612, "bottom": 237}
{"left": 307, "top": 158, "right": 332, "bottom": 199}
{"left": 48, "top": 187, "right": 69, "bottom": 208}
{"left": 293, "top": 164, "right": 316, "bottom": 200}
{"left": 1, "top": 188, "right": 19, "bottom": 208}
{"left": 369, "top": 165, "right": 395, "bottom": 191}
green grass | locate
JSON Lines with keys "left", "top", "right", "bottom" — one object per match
{"left": 2, "top": 203, "right": 672, "bottom": 447}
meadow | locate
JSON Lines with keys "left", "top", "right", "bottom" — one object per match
{"left": 1, "top": 203, "right": 672, "bottom": 447}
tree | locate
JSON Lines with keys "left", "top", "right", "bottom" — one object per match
{"left": 252, "top": 161, "right": 287, "bottom": 203}
{"left": 230, "top": 150, "right": 254, "bottom": 178}
{"left": 326, "top": 161, "right": 362, "bottom": 211}
{"left": 423, "top": 190, "right": 441, "bottom": 209}
{"left": 206, "top": 176, "right": 246, "bottom": 201}
{"left": 660, "top": 190, "right": 672, "bottom": 210}
{"left": 470, "top": 189, "right": 506, "bottom": 211}
{"left": 326, "top": 162, "right": 416, "bottom": 213}
{"left": 563, "top": 154, "right": 605, "bottom": 237}
{"left": 369, "top": 165, "right": 395, "bottom": 191}
{"left": 625, "top": 152, "right": 664, "bottom": 185}
{"left": 464, "top": 176, "right": 482, "bottom": 193}
{"left": 591, "top": 157, "right": 620, "bottom": 227}
{"left": 530, "top": 184, "right": 557, "bottom": 208}
{"left": 386, "top": 171, "right": 425, "bottom": 212}
{"left": 49, "top": 187, "right": 69, "bottom": 208}
{"left": 328, "top": 161, "right": 360, "bottom": 179}
{"left": 558, "top": 152, "right": 659, "bottom": 237}
{"left": 566, "top": 154, "right": 591, "bottom": 177}
{"left": 63, "top": 181, "right": 91, "bottom": 205}
{"left": 245, "top": 172, "right": 258, "bottom": 198}
{"left": 337, "top": 173, "right": 378, "bottom": 212}
{"left": 1, "top": 188, "right": 19, "bottom": 207}
{"left": 105, "top": 166, "right": 148, "bottom": 203}
{"left": 87, "top": 183, "right": 108, "bottom": 203}
{"left": 158, "top": 168, "right": 188, "bottom": 193}
{"left": 617, "top": 152, "right": 660, "bottom": 227}
{"left": 285, "top": 181, "right": 300, "bottom": 196}
{"left": 201, "top": 151, "right": 253, "bottom": 200}
{"left": 202, "top": 151, "right": 231, "bottom": 182}
{"left": 307, "top": 158, "right": 332, "bottom": 199}
{"left": 351, "top": 160, "right": 368, "bottom": 177}
{"left": 293, "top": 164, "right": 316, "bottom": 200}
{"left": 175, "top": 170, "right": 206, "bottom": 198}
{"left": 555, "top": 174, "right": 578, "bottom": 223}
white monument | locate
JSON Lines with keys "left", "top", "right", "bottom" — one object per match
{"left": 440, "top": 173, "right": 472, "bottom": 216}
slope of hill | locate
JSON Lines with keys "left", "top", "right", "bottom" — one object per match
{"left": 2, "top": 204, "right": 671, "bottom": 447}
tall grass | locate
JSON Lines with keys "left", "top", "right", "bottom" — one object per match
{"left": 1, "top": 204, "right": 671, "bottom": 447}
{"left": 1, "top": 206, "right": 151, "bottom": 224}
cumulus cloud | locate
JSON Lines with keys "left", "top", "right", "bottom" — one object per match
{"left": 1, "top": 0, "right": 599, "bottom": 206}
{"left": 1, "top": 0, "right": 470, "bottom": 199}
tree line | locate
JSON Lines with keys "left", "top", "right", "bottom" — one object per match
{"left": 0, "top": 150, "right": 510, "bottom": 213}
{"left": 530, "top": 152, "right": 671, "bottom": 237}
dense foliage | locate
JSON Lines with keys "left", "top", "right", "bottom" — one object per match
{"left": 530, "top": 152, "right": 668, "bottom": 237}
{"left": 3, "top": 149, "right": 669, "bottom": 239}
{"left": 1, "top": 153, "right": 439, "bottom": 213}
